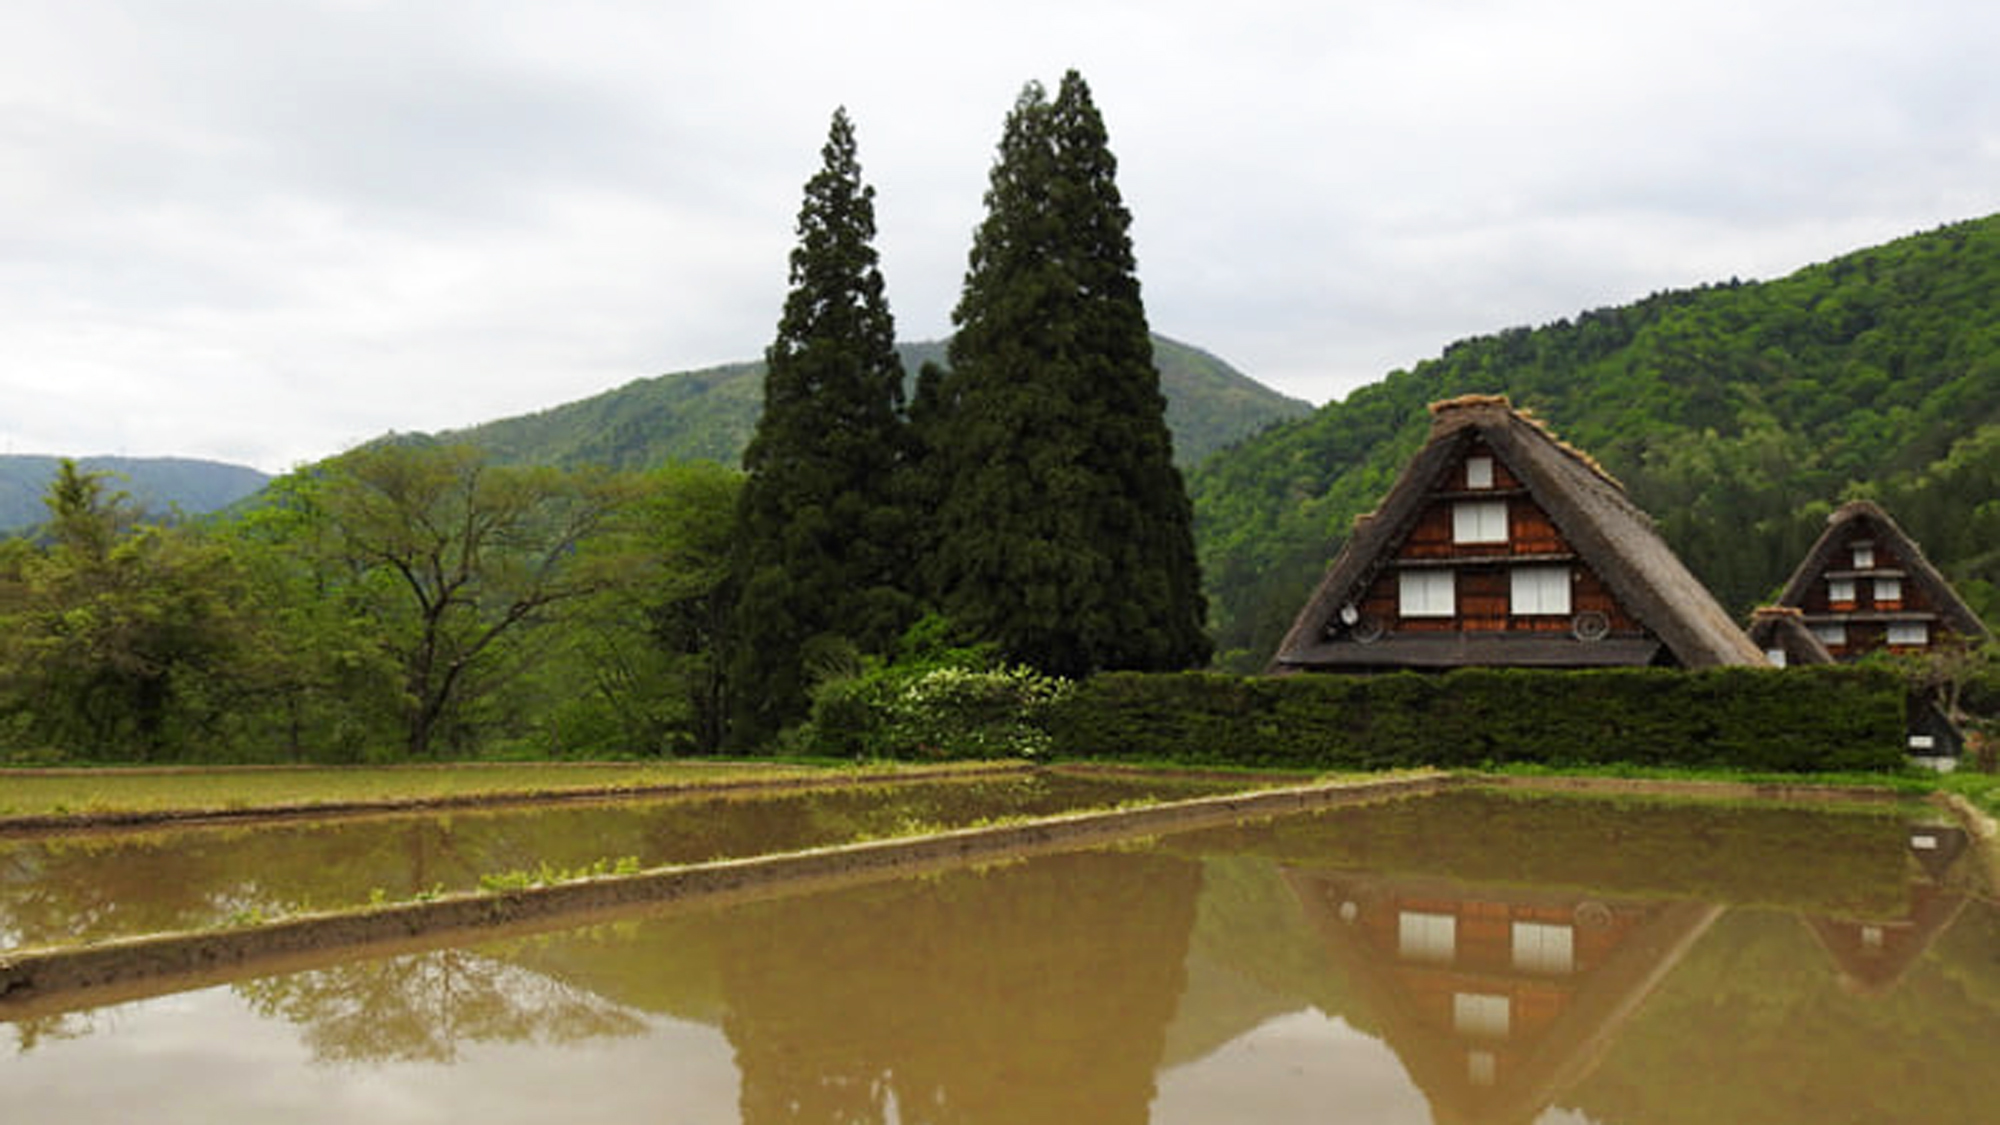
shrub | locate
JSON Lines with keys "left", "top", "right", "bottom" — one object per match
{"left": 806, "top": 660, "right": 1072, "bottom": 760}
{"left": 1047, "top": 665, "right": 1906, "bottom": 773}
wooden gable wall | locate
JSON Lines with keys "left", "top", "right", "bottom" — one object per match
{"left": 1792, "top": 513, "right": 1959, "bottom": 659}
{"left": 1350, "top": 439, "right": 1644, "bottom": 638}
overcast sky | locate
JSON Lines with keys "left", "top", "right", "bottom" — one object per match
{"left": 5, "top": 1, "right": 1997, "bottom": 472}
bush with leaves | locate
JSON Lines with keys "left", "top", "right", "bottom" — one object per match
{"left": 804, "top": 617, "right": 1071, "bottom": 759}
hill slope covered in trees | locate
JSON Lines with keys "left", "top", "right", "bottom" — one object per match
{"left": 1193, "top": 215, "right": 2000, "bottom": 670}
{"left": 435, "top": 336, "right": 1312, "bottom": 471}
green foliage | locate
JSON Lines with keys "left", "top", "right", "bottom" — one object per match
{"left": 803, "top": 621, "right": 1072, "bottom": 760}
{"left": 1047, "top": 666, "right": 1906, "bottom": 773}
{"left": 0, "top": 461, "right": 271, "bottom": 761}
{"left": 284, "top": 443, "right": 644, "bottom": 758}
{"left": 922, "top": 70, "right": 1211, "bottom": 678}
{"left": 477, "top": 855, "right": 642, "bottom": 892}
{"left": 1194, "top": 216, "right": 2000, "bottom": 669}
{"left": 511, "top": 462, "right": 742, "bottom": 757}
{"left": 728, "top": 109, "right": 922, "bottom": 747}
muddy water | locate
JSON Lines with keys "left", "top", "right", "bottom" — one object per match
{"left": 3, "top": 788, "right": 1995, "bottom": 1124}
{"left": 0, "top": 770, "right": 1251, "bottom": 949}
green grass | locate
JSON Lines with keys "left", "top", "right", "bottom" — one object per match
{"left": 1934, "top": 770, "right": 2000, "bottom": 820}
{"left": 0, "top": 759, "right": 1010, "bottom": 821}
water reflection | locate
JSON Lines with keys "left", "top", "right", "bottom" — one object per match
{"left": 3, "top": 789, "right": 1995, "bottom": 1125}
{"left": 0, "top": 771, "right": 1242, "bottom": 949}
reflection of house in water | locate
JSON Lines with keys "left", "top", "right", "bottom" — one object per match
{"left": 1800, "top": 823, "right": 1973, "bottom": 997}
{"left": 1283, "top": 868, "right": 1720, "bottom": 1125}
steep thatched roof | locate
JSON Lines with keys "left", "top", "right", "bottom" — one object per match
{"left": 1775, "top": 499, "right": 1992, "bottom": 642}
{"left": 1272, "top": 396, "right": 1764, "bottom": 671}
{"left": 1747, "top": 606, "right": 1834, "bottom": 667}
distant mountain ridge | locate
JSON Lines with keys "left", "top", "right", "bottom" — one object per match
{"left": 438, "top": 335, "right": 1315, "bottom": 470}
{"left": 0, "top": 456, "right": 271, "bottom": 532}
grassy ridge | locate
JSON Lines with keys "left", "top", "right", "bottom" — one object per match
{"left": 0, "top": 761, "right": 994, "bottom": 821}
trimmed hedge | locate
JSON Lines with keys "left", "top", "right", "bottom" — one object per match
{"left": 1047, "top": 665, "right": 1906, "bottom": 773}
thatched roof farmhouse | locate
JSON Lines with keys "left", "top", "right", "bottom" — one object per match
{"left": 1270, "top": 396, "right": 1763, "bottom": 672}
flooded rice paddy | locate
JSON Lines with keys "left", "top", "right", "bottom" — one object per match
{"left": 3, "top": 784, "right": 1996, "bottom": 1124}
{"left": 0, "top": 769, "right": 1252, "bottom": 949}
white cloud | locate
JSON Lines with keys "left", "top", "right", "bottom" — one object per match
{"left": 3, "top": 0, "right": 1997, "bottom": 469}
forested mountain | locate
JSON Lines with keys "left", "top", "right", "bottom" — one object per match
{"left": 1193, "top": 214, "right": 2000, "bottom": 670}
{"left": 437, "top": 335, "right": 1312, "bottom": 471}
{"left": 0, "top": 456, "right": 269, "bottom": 531}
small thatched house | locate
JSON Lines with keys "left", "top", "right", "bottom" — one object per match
{"left": 1746, "top": 605, "right": 1835, "bottom": 668}
{"left": 1270, "top": 396, "right": 1763, "bottom": 673}
{"left": 1770, "top": 499, "right": 1992, "bottom": 660}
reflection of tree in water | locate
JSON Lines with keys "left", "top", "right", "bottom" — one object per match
{"left": 717, "top": 849, "right": 1204, "bottom": 1124}
{"left": 236, "top": 948, "right": 648, "bottom": 1064}
{"left": 6, "top": 1011, "right": 97, "bottom": 1055}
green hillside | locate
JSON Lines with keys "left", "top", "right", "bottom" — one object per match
{"left": 1193, "top": 215, "right": 2000, "bottom": 670}
{"left": 0, "top": 455, "right": 270, "bottom": 532}
{"left": 437, "top": 335, "right": 1313, "bottom": 470}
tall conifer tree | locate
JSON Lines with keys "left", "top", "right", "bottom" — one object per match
{"left": 920, "top": 72, "right": 1210, "bottom": 676}
{"left": 729, "top": 109, "right": 916, "bottom": 746}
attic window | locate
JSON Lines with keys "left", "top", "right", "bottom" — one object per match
{"left": 1453, "top": 500, "right": 1508, "bottom": 544}
{"left": 1465, "top": 456, "right": 1495, "bottom": 489}
{"left": 1510, "top": 567, "right": 1572, "bottom": 616}
{"left": 1852, "top": 541, "right": 1876, "bottom": 569}
{"left": 1400, "top": 571, "right": 1456, "bottom": 618}
{"left": 1828, "top": 577, "right": 1856, "bottom": 605}
{"left": 1888, "top": 621, "right": 1929, "bottom": 646}
{"left": 1813, "top": 623, "right": 1847, "bottom": 646}
{"left": 1873, "top": 576, "right": 1903, "bottom": 604}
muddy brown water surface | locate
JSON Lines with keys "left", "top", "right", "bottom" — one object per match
{"left": 4, "top": 786, "right": 1997, "bottom": 1124}
{"left": 0, "top": 770, "right": 1258, "bottom": 951}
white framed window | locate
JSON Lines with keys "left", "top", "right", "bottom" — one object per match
{"left": 1400, "top": 570, "right": 1456, "bottom": 618}
{"left": 1887, "top": 621, "right": 1929, "bottom": 646}
{"left": 1453, "top": 500, "right": 1508, "bottom": 543}
{"left": 1510, "top": 567, "right": 1572, "bottom": 616}
{"left": 1465, "top": 456, "right": 1495, "bottom": 490}
{"left": 1511, "top": 922, "right": 1576, "bottom": 975}
{"left": 1812, "top": 623, "right": 1847, "bottom": 646}
{"left": 1852, "top": 542, "right": 1875, "bottom": 569}
{"left": 1873, "top": 576, "right": 1903, "bottom": 603}
{"left": 1766, "top": 649, "right": 1788, "bottom": 668}
{"left": 1828, "top": 577, "right": 1856, "bottom": 603}
{"left": 1453, "top": 993, "right": 1512, "bottom": 1039}
{"left": 1398, "top": 911, "right": 1457, "bottom": 964}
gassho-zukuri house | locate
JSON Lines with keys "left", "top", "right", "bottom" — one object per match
{"left": 1754, "top": 498, "right": 1993, "bottom": 664}
{"left": 1269, "top": 395, "right": 1765, "bottom": 673}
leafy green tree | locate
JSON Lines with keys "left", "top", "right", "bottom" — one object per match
{"left": 0, "top": 461, "right": 259, "bottom": 760}
{"left": 215, "top": 474, "right": 414, "bottom": 761}
{"left": 921, "top": 71, "right": 1211, "bottom": 677}
{"left": 295, "top": 443, "right": 638, "bottom": 758}
{"left": 522, "top": 461, "right": 741, "bottom": 756}
{"left": 728, "top": 108, "right": 920, "bottom": 747}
